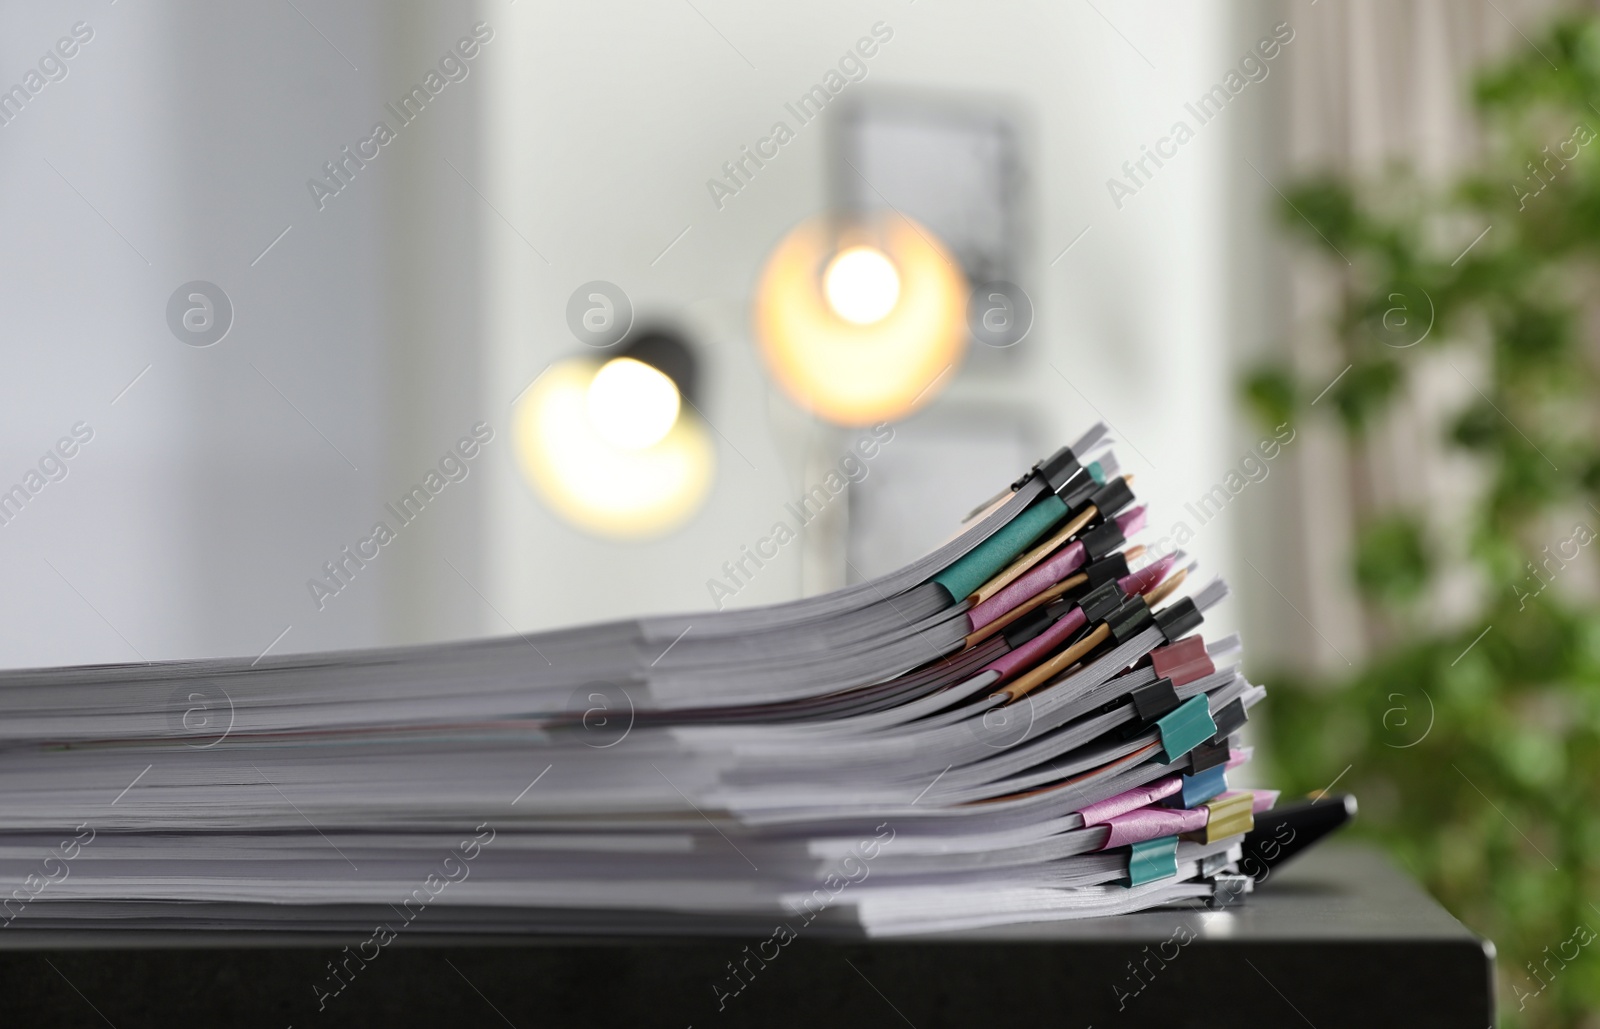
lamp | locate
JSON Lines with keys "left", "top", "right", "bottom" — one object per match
{"left": 514, "top": 330, "right": 714, "bottom": 539}
{"left": 753, "top": 212, "right": 968, "bottom": 426}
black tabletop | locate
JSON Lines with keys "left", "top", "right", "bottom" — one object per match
{"left": 3, "top": 843, "right": 1495, "bottom": 1028}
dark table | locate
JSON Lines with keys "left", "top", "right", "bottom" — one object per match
{"left": 1, "top": 844, "right": 1494, "bottom": 1028}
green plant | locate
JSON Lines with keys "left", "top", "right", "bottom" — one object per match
{"left": 1247, "top": 17, "right": 1600, "bottom": 1029}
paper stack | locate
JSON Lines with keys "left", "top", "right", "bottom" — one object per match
{"left": 0, "top": 423, "right": 1272, "bottom": 939}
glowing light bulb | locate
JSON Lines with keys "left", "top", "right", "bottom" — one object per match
{"left": 824, "top": 246, "right": 901, "bottom": 325}
{"left": 516, "top": 357, "right": 714, "bottom": 538}
{"left": 755, "top": 214, "right": 967, "bottom": 426}
{"left": 585, "top": 357, "right": 681, "bottom": 450}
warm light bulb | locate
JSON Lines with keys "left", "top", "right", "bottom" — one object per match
{"left": 585, "top": 357, "right": 681, "bottom": 450}
{"left": 824, "top": 246, "right": 901, "bottom": 325}
{"left": 515, "top": 358, "right": 714, "bottom": 539}
{"left": 755, "top": 214, "right": 968, "bottom": 426}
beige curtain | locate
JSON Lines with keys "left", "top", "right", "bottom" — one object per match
{"left": 1269, "top": 0, "right": 1566, "bottom": 669}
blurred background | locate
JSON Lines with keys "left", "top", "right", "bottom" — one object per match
{"left": 2, "top": 0, "right": 1597, "bottom": 1024}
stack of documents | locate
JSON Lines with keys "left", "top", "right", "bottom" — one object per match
{"left": 0, "top": 423, "right": 1271, "bottom": 937}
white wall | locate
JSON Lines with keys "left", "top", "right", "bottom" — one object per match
{"left": 479, "top": 0, "right": 1252, "bottom": 633}
{"left": 0, "top": 0, "right": 483, "bottom": 666}
{"left": 0, "top": 0, "right": 1275, "bottom": 668}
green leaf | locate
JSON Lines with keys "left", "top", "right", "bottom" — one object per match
{"left": 1280, "top": 179, "right": 1361, "bottom": 252}
{"left": 1331, "top": 360, "right": 1403, "bottom": 433}
{"left": 1353, "top": 515, "right": 1432, "bottom": 605}
{"left": 1496, "top": 305, "right": 1571, "bottom": 369}
{"left": 1242, "top": 365, "right": 1297, "bottom": 427}
{"left": 1450, "top": 401, "right": 1502, "bottom": 451}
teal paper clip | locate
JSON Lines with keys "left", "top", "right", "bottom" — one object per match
{"left": 1127, "top": 835, "right": 1179, "bottom": 887}
{"left": 932, "top": 494, "right": 1068, "bottom": 601}
{"left": 1157, "top": 695, "right": 1217, "bottom": 763}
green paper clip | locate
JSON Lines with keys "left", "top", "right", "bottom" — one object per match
{"left": 932, "top": 494, "right": 1068, "bottom": 602}
{"left": 1128, "top": 835, "right": 1179, "bottom": 887}
{"left": 1157, "top": 695, "right": 1217, "bottom": 763}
